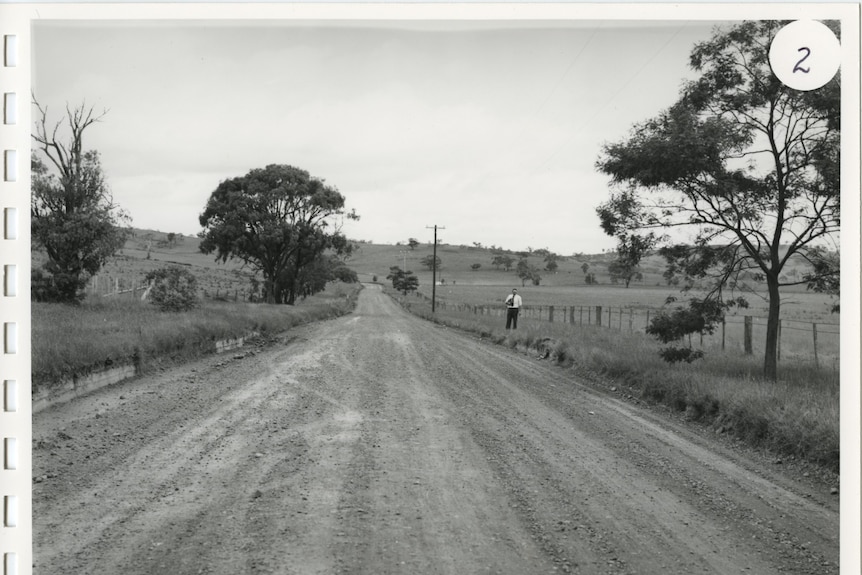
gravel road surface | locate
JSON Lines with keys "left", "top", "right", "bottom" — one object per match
{"left": 33, "top": 284, "right": 839, "bottom": 574}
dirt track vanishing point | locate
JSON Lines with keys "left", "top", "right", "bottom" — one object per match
{"left": 33, "top": 284, "right": 838, "bottom": 574}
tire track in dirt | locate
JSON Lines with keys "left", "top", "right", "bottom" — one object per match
{"left": 409, "top": 316, "right": 838, "bottom": 574}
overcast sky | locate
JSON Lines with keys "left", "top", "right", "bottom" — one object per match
{"left": 32, "top": 18, "right": 725, "bottom": 255}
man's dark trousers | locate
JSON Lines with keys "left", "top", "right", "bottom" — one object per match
{"left": 506, "top": 307, "right": 519, "bottom": 329}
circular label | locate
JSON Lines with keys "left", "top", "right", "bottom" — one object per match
{"left": 769, "top": 20, "right": 841, "bottom": 91}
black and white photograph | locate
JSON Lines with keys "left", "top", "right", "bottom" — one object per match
{"left": 6, "top": 3, "right": 859, "bottom": 574}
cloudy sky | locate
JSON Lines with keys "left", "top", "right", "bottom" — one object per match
{"left": 32, "top": 16, "right": 725, "bottom": 255}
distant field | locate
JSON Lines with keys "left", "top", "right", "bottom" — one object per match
{"left": 347, "top": 242, "right": 838, "bottom": 368}
{"left": 38, "top": 233, "right": 837, "bottom": 350}
{"left": 346, "top": 241, "right": 824, "bottom": 293}
{"left": 424, "top": 283, "right": 839, "bottom": 324}
{"left": 345, "top": 241, "right": 837, "bottom": 321}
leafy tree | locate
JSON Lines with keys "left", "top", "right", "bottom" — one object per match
{"left": 386, "top": 266, "right": 419, "bottom": 295}
{"left": 543, "top": 252, "right": 559, "bottom": 273}
{"left": 283, "top": 253, "right": 358, "bottom": 300}
{"left": 30, "top": 99, "right": 129, "bottom": 303}
{"left": 516, "top": 258, "right": 541, "bottom": 286}
{"left": 420, "top": 254, "right": 442, "bottom": 271}
{"left": 595, "top": 21, "right": 840, "bottom": 380}
{"left": 163, "top": 232, "right": 182, "bottom": 248}
{"left": 597, "top": 189, "right": 659, "bottom": 288}
{"left": 803, "top": 247, "right": 839, "bottom": 312}
{"left": 471, "top": 263, "right": 481, "bottom": 272}
{"left": 492, "top": 254, "right": 515, "bottom": 271}
{"left": 199, "top": 164, "right": 357, "bottom": 304}
{"left": 408, "top": 238, "right": 419, "bottom": 251}
{"left": 581, "top": 262, "right": 589, "bottom": 275}
{"left": 145, "top": 266, "right": 199, "bottom": 312}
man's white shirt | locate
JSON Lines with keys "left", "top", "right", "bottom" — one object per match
{"left": 507, "top": 294, "right": 522, "bottom": 308}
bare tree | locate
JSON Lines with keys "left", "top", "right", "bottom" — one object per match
{"left": 31, "top": 95, "right": 128, "bottom": 302}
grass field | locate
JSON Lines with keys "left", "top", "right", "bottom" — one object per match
{"left": 421, "top": 284, "right": 840, "bottom": 368}
{"left": 345, "top": 240, "right": 825, "bottom": 293}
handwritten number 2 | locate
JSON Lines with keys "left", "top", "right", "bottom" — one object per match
{"left": 794, "top": 47, "right": 811, "bottom": 74}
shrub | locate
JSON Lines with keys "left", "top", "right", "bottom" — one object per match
{"left": 145, "top": 266, "right": 199, "bottom": 312}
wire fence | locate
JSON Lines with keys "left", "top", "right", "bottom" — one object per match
{"left": 420, "top": 295, "right": 839, "bottom": 370}
{"left": 85, "top": 275, "right": 259, "bottom": 302}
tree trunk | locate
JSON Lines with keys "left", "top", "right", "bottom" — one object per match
{"left": 263, "top": 277, "right": 276, "bottom": 304}
{"left": 763, "top": 276, "right": 781, "bottom": 381}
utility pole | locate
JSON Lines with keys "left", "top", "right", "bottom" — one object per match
{"left": 426, "top": 225, "right": 445, "bottom": 312}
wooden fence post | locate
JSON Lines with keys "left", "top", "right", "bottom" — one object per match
{"left": 777, "top": 320, "right": 782, "bottom": 361}
{"left": 744, "top": 316, "right": 753, "bottom": 355}
{"left": 619, "top": 307, "right": 623, "bottom": 330}
{"left": 549, "top": 305, "right": 554, "bottom": 323}
{"left": 629, "top": 308, "right": 633, "bottom": 333}
{"left": 813, "top": 323, "right": 819, "bottom": 367}
{"left": 579, "top": 306, "right": 584, "bottom": 325}
{"left": 645, "top": 310, "right": 650, "bottom": 333}
{"left": 595, "top": 306, "right": 602, "bottom": 327}
{"left": 721, "top": 318, "right": 726, "bottom": 351}
{"left": 607, "top": 307, "right": 611, "bottom": 328}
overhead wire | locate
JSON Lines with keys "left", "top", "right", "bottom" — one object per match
{"left": 529, "top": 23, "right": 690, "bottom": 175}
{"left": 469, "top": 24, "right": 604, "bottom": 182}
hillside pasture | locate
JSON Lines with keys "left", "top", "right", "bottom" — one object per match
{"left": 347, "top": 241, "right": 824, "bottom": 294}
{"left": 45, "top": 230, "right": 260, "bottom": 302}
{"left": 348, "top": 242, "right": 838, "bottom": 367}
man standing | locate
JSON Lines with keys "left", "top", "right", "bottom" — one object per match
{"left": 505, "top": 288, "right": 522, "bottom": 329}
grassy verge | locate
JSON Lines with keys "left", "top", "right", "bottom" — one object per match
{"left": 387, "top": 287, "right": 839, "bottom": 472}
{"left": 33, "top": 282, "right": 362, "bottom": 391}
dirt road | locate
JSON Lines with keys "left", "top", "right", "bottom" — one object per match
{"left": 33, "top": 284, "right": 839, "bottom": 574}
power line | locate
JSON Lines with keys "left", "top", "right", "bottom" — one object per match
{"left": 530, "top": 23, "right": 689, "bottom": 175}
{"left": 518, "top": 25, "right": 603, "bottom": 141}
{"left": 426, "top": 225, "right": 445, "bottom": 312}
{"left": 481, "top": 25, "right": 604, "bottom": 178}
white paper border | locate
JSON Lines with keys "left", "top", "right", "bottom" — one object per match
{"left": 2, "top": 3, "right": 858, "bottom": 575}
